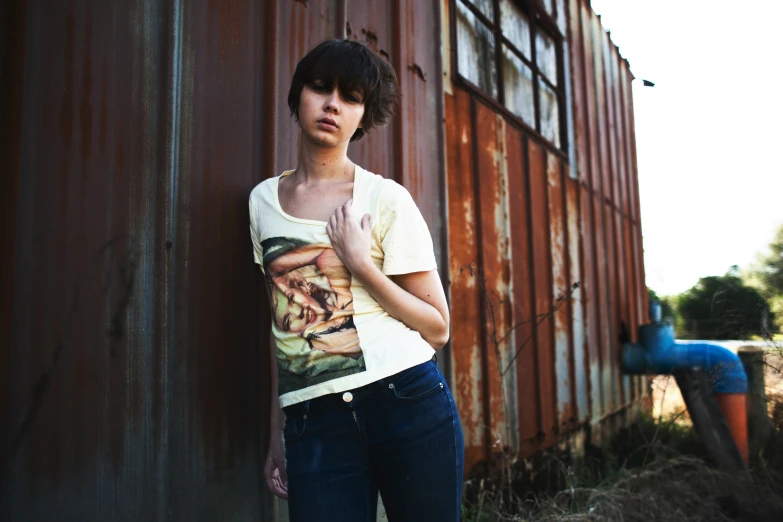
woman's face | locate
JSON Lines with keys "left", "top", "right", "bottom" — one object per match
{"left": 297, "top": 79, "right": 365, "bottom": 147}
{"left": 271, "top": 264, "right": 335, "bottom": 333}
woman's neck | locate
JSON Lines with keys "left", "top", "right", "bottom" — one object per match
{"left": 296, "top": 138, "right": 354, "bottom": 183}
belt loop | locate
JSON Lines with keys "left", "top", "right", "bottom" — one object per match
{"left": 304, "top": 399, "right": 311, "bottom": 415}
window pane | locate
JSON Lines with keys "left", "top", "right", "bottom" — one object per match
{"left": 539, "top": 78, "right": 560, "bottom": 147}
{"left": 463, "top": 0, "right": 494, "bottom": 20}
{"left": 542, "top": 0, "right": 554, "bottom": 17}
{"left": 556, "top": 0, "right": 566, "bottom": 33}
{"left": 536, "top": 31, "right": 558, "bottom": 85}
{"left": 502, "top": 45, "right": 535, "bottom": 125}
{"left": 500, "top": 0, "right": 531, "bottom": 58}
{"left": 457, "top": 1, "right": 498, "bottom": 98}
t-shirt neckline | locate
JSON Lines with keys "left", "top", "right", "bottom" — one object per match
{"left": 273, "top": 165, "right": 361, "bottom": 225}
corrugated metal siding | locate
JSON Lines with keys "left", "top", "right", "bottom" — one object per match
{"left": 444, "top": 0, "right": 648, "bottom": 470}
{"left": 1, "top": 1, "right": 445, "bottom": 520}
{"left": 2, "top": 1, "right": 274, "bottom": 520}
{"left": 2, "top": 0, "right": 647, "bottom": 512}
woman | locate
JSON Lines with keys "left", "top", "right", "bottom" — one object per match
{"left": 249, "top": 38, "right": 464, "bottom": 522}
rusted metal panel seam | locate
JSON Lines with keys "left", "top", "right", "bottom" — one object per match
{"left": 599, "top": 30, "right": 622, "bottom": 409}
{"left": 561, "top": 162, "right": 579, "bottom": 425}
{"left": 434, "top": 0, "right": 455, "bottom": 386}
{"left": 468, "top": 97, "right": 492, "bottom": 464}
{"left": 521, "top": 136, "right": 544, "bottom": 448}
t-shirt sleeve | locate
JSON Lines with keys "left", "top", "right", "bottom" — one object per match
{"left": 378, "top": 181, "right": 437, "bottom": 275}
{"left": 248, "top": 194, "right": 264, "bottom": 271}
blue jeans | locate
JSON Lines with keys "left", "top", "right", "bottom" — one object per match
{"left": 283, "top": 359, "right": 465, "bottom": 522}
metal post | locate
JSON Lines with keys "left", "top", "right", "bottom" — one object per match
{"left": 738, "top": 346, "right": 772, "bottom": 461}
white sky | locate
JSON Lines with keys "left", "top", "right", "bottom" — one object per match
{"left": 590, "top": 0, "right": 783, "bottom": 296}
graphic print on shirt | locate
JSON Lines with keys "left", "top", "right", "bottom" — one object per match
{"left": 262, "top": 237, "right": 365, "bottom": 395}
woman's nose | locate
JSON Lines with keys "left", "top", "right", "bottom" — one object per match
{"left": 323, "top": 89, "right": 341, "bottom": 114}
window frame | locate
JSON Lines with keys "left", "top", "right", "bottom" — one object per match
{"left": 451, "top": 0, "right": 567, "bottom": 153}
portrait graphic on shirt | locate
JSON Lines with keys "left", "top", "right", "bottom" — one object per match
{"left": 262, "top": 237, "right": 365, "bottom": 395}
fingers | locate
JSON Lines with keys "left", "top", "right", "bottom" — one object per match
{"left": 342, "top": 199, "right": 353, "bottom": 217}
{"left": 336, "top": 199, "right": 353, "bottom": 223}
{"left": 269, "top": 473, "right": 289, "bottom": 499}
{"left": 334, "top": 200, "right": 348, "bottom": 226}
{"left": 327, "top": 200, "right": 356, "bottom": 238}
{"left": 279, "top": 460, "right": 289, "bottom": 488}
{"left": 265, "top": 461, "right": 289, "bottom": 499}
{"left": 361, "top": 213, "right": 371, "bottom": 231}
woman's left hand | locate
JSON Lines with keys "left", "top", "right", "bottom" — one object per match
{"left": 326, "top": 199, "right": 373, "bottom": 277}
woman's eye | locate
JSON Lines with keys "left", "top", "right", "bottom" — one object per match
{"left": 346, "top": 93, "right": 362, "bottom": 103}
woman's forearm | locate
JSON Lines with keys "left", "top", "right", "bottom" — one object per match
{"left": 351, "top": 260, "right": 449, "bottom": 348}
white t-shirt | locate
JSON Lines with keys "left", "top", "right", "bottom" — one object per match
{"left": 249, "top": 165, "right": 437, "bottom": 407}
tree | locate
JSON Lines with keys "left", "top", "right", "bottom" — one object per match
{"left": 648, "top": 288, "right": 677, "bottom": 325}
{"left": 746, "top": 224, "right": 783, "bottom": 334}
{"left": 676, "top": 273, "right": 772, "bottom": 340}
{"left": 758, "top": 224, "right": 783, "bottom": 297}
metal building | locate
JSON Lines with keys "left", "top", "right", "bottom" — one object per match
{"left": 1, "top": 0, "right": 647, "bottom": 519}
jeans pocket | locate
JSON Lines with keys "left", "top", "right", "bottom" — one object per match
{"left": 283, "top": 411, "right": 308, "bottom": 442}
{"left": 389, "top": 360, "right": 444, "bottom": 400}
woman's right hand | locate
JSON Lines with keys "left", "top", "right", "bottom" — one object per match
{"left": 264, "top": 431, "right": 289, "bottom": 499}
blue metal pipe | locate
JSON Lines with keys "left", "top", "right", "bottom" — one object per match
{"left": 622, "top": 322, "right": 748, "bottom": 394}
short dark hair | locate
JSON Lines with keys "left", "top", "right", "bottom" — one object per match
{"left": 288, "top": 39, "right": 400, "bottom": 142}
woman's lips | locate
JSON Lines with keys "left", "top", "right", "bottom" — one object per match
{"left": 317, "top": 119, "right": 338, "bottom": 132}
{"left": 304, "top": 306, "right": 316, "bottom": 326}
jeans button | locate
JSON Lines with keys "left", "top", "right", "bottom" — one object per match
{"left": 342, "top": 391, "right": 353, "bottom": 402}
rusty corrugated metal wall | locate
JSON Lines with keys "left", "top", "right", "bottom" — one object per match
{"left": 2, "top": 0, "right": 648, "bottom": 517}
{"left": 1, "top": 1, "right": 444, "bottom": 520}
{"left": 443, "top": 0, "right": 648, "bottom": 472}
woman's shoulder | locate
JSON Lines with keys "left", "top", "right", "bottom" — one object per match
{"left": 355, "top": 166, "right": 413, "bottom": 209}
{"left": 249, "top": 173, "right": 287, "bottom": 208}
{"left": 250, "top": 175, "right": 275, "bottom": 194}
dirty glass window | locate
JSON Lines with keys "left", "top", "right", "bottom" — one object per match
{"left": 455, "top": 0, "right": 565, "bottom": 149}
{"left": 555, "top": 0, "right": 566, "bottom": 34}
{"left": 464, "top": 0, "right": 495, "bottom": 19}
{"left": 502, "top": 46, "right": 535, "bottom": 124}
{"left": 536, "top": 31, "right": 557, "bottom": 85}
{"left": 500, "top": 0, "right": 531, "bottom": 57}
{"left": 457, "top": 0, "right": 498, "bottom": 99}
{"left": 539, "top": 79, "right": 560, "bottom": 147}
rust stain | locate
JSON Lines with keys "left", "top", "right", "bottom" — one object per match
{"left": 603, "top": 202, "right": 620, "bottom": 408}
{"left": 475, "top": 102, "right": 511, "bottom": 451}
{"left": 566, "top": 179, "right": 588, "bottom": 421}
{"left": 580, "top": 185, "right": 601, "bottom": 421}
{"left": 407, "top": 63, "right": 426, "bottom": 82}
{"left": 506, "top": 128, "right": 539, "bottom": 449}
{"left": 529, "top": 140, "right": 556, "bottom": 444}
{"left": 360, "top": 28, "right": 378, "bottom": 48}
{"left": 568, "top": 0, "right": 589, "bottom": 182}
{"left": 445, "top": 90, "right": 486, "bottom": 467}
{"left": 547, "top": 152, "right": 573, "bottom": 429}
